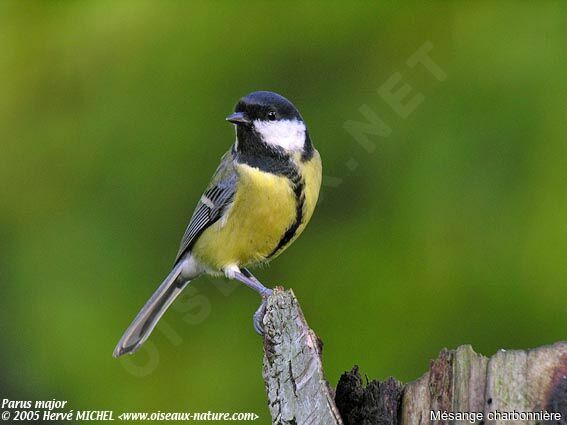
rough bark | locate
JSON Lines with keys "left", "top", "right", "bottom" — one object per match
{"left": 400, "top": 343, "right": 567, "bottom": 425}
{"left": 261, "top": 288, "right": 567, "bottom": 425}
{"left": 262, "top": 288, "right": 343, "bottom": 425}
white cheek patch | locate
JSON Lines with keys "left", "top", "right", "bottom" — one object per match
{"left": 253, "top": 119, "right": 306, "bottom": 151}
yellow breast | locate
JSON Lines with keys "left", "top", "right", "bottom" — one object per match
{"left": 191, "top": 151, "right": 322, "bottom": 271}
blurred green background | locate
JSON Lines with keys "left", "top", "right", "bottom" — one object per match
{"left": 1, "top": 0, "right": 566, "bottom": 421}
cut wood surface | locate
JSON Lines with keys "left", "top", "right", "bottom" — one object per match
{"left": 261, "top": 288, "right": 567, "bottom": 425}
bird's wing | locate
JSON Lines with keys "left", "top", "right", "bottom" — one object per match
{"left": 175, "top": 150, "right": 238, "bottom": 263}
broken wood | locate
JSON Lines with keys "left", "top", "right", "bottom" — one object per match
{"left": 261, "top": 288, "right": 567, "bottom": 425}
{"left": 262, "top": 288, "right": 343, "bottom": 424}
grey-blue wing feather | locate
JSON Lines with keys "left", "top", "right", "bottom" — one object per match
{"left": 175, "top": 151, "right": 237, "bottom": 263}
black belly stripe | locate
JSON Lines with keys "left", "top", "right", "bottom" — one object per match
{"left": 267, "top": 169, "right": 305, "bottom": 259}
{"left": 232, "top": 145, "right": 306, "bottom": 259}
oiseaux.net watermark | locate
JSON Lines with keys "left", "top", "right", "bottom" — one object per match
{"left": 323, "top": 41, "right": 446, "bottom": 196}
{"left": 1, "top": 398, "right": 259, "bottom": 422}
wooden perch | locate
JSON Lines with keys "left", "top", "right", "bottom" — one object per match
{"left": 262, "top": 287, "right": 343, "bottom": 424}
{"left": 261, "top": 288, "right": 567, "bottom": 425}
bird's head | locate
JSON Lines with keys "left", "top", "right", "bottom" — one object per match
{"left": 227, "top": 91, "right": 310, "bottom": 155}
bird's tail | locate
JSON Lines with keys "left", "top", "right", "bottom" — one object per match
{"left": 113, "top": 261, "right": 189, "bottom": 357}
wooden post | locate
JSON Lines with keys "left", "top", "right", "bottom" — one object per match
{"left": 262, "top": 288, "right": 343, "bottom": 425}
{"left": 261, "top": 288, "right": 567, "bottom": 425}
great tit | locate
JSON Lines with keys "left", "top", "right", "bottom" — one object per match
{"left": 113, "top": 91, "right": 322, "bottom": 357}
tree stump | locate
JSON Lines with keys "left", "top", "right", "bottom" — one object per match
{"left": 261, "top": 288, "right": 567, "bottom": 425}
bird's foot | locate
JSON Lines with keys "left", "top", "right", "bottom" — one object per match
{"left": 229, "top": 267, "right": 273, "bottom": 335}
{"left": 253, "top": 288, "right": 273, "bottom": 335}
{"left": 253, "top": 298, "right": 268, "bottom": 336}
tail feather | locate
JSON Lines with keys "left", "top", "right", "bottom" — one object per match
{"left": 113, "top": 262, "right": 189, "bottom": 357}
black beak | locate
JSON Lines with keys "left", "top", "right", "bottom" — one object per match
{"left": 226, "top": 112, "right": 250, "bottom": 125}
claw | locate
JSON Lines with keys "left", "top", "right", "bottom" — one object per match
{"left": 260, "top": 287, "right": 273, "bottom": 299}
{"left": 253, "top": 299, "right": 268, "bottom": 335}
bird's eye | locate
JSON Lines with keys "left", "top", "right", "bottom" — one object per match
{"left": 267, "top": 111, "right": 277, "bottom": 121}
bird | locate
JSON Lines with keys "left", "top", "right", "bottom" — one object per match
{"left": 113, "top": 91, "right": 322, "bottom": 357}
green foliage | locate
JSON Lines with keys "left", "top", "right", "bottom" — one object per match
{"left": 1, "top": 1, "right": 566, "bottom": 419}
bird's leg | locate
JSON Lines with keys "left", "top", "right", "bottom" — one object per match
{"left": 230, "top": 267, "right": 272, "bottom": 298}
{"left": 241, "top": 268, "right": 272, "bottom": 335}
{"left": 230, "top": 267, "right": 272, "bottom": 335}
